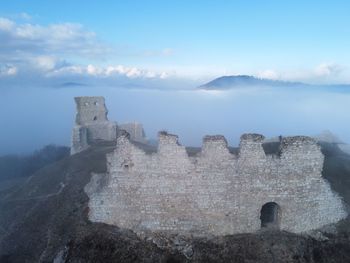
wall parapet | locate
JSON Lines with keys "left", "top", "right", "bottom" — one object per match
{"left": 240, "top": 133, "right": 265, "bottom": 142}
{"left": 86, "top": 129, "right": 347, "bottom": 235}
{"left": 115, "top": 131, "right": 324, "bottom": 164}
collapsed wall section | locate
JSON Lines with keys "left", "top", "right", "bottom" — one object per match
{"left": 118, "top": 122, "right": 148, "bottom": 144}
{"left": 85, "top": 132, "right": 347, "bottom": 236}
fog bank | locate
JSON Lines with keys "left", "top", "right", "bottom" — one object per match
{"left": 0, "top": 85, "right": 349, "bottom": 155}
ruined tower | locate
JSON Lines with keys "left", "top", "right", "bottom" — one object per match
{"left": 71, "top": 96, "right": 117, "bottom": 154}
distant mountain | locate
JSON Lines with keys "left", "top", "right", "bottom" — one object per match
{"left": 199, "top": 75, "right": 305, "bottom": 90}
{"left": 60, "top": 82, "right": 89, "bottom": 87}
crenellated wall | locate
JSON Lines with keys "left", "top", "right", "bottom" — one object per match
{"left": 85, "top": 131, "right": 347, "bottom": 236}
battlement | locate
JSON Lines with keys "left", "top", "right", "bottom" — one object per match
{"left": 115, "top": 131, "right": 324, "bottom": 170}
{"left": 158, "top": 131, "right": 180, "bottom": 145}
{"left": 240, "top": 133, "right": 265, "bottom": 142}
{"left": 203, "top": 135, "right": 228, "bottom": 147}
{"left": 117, "top": 131, "right": 322, "bottom": 162}
{"left": 114, "top": 131, "right": 323, "bottom": 161}
{"left": 201, "top": 135, "right": 229, "bottom": 157}
{"left": 280, "top": 136, "right": 319, "bottom": 153}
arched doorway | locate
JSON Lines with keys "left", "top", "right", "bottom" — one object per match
{"left": 260, "top": 202, "right": 280, "bottom": 229}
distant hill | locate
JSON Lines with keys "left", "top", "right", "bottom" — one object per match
{"left": 0, "top": 144, "right": 69, "bottom": 181}
{"left": 60, "top": 82, "right": 88, "bottom": 87}
{"left": 199, "top": 75, "right": 305, "bottom": 90}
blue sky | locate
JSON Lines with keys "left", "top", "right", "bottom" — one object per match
{"left": 1, "top": 1, "right": 350, "bottom": 154}
{"left": 0, "top": 0, "right": 350, "bottom": 82}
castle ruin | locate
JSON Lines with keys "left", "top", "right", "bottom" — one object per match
{"left": 71, "top": 97, "right": 147, "bottom": 154}
{"left": 71, "top": 97, "right": 118, "bottom": 154}
{"left": 73, "top": 96, "right": 347, "bottom": 236}
{"left": 85, "top": 131, "right": 347, "bottom": 235}
{"left": 118, "top": 122, "right": 148, "bottom": 144}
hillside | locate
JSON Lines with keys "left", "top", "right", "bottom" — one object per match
{"left": 0, "top": 141, "right": 349, "bottom": 262}
{"left": 0, "top": 145, "right": 70, "bottom": 182}
{"left": 199, "top": 75, "right": 304, "bottom": 90}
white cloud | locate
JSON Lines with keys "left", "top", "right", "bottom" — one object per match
{"left": 0, "top": 18, "right": 14, "bottom": 31}
{"left": 253, "top": 63, "right": 346, "bottom": 84}
{"left": 0, "top": 64, "right": 18, "bottom": 76}
{"left": 0, "top": 17, "right": 173, "bottom": 83}
{"left": 0, "top": 17, "right": 110, "bottom": 61}
{"left": 314, "top": 62, "right": 342, "bottom": 77}
{"left": 86, "top": 64, "right": 103, "bottom": 75}
{"left": 49, "top": 65, "right": 84, "bottom": 75}
{"left": 159, "top": 72, "right": 169, "bottom": 79}
{"left": 34, "top": 56, "right": 59, "bottom": 71}
{"left": 102, "top": 65, "right": 168, "bottom": 78}
{"left": 47, "top": 63, "right": 169, "bottom": 79}
{"left": 7, "top": 66, "right": 18, "bottom": 75}
{"left": 256, "top": 69, "right": 280, "bottom": 80}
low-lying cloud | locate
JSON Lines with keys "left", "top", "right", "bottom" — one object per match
{"left": 314, "top": 62, "right": 343, "bottom": 77}
{"left": 1, "top": 84, "right": 349, "bottom": 155}
{"left": 50, "top": 64, "right": 169, "bottom": 79}
{"left": 255, "top": 62, "right": 345, "bottom": 84}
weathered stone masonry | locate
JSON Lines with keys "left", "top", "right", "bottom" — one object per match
{"left": 71, "top": 96, "right": 148, "bottom": 154}
{"left": 71, "top": 96, "right": 118, "bottom": 154}
{"left": 85, "top": 131, "right": 347, "bottom": 236}
{"left": 118, "top": 122, "right": 148, "bottom": 144}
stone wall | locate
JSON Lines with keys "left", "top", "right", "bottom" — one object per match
{"left": 85, "top": 132, "right": 347, "bottom": 236}
{"left": 71, "top": 97, "right": 117, "bottom": 154}
{"left": 118, "top": 122, "right": 148, "bottom": 144}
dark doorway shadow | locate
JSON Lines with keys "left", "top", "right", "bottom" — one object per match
{"left": 260, "top": 202, "right": 281, "bottom": 229}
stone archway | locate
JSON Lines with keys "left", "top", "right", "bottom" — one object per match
{"left": 260, "top": 202, "right": 280, "bottom": 229}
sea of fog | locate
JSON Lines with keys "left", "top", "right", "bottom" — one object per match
{"left": 0, "top": 85, "right": 349, "bottom": 155}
